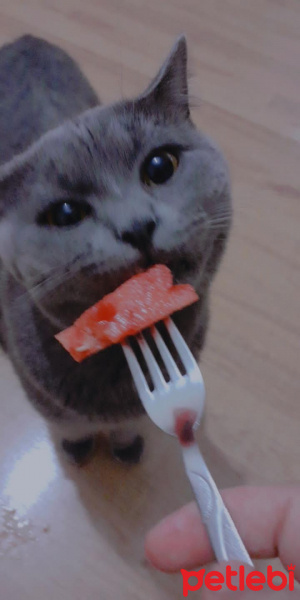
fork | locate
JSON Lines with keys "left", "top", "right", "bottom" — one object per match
{"left": 122, "top": 317, "right": 253, "bottom": 566}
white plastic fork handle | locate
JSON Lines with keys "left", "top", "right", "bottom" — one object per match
{"left": 181, "top": 441, "right": 254, "bottom": 566}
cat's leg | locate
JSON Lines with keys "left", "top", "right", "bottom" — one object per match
{"left": 59, "top": 426, "right": 145, "bottom": 465}
{"left": 47, "top": 421, "right": 98, "bottom": 466}
{"left": 61, "top": 437, "right": 96, "bottom": 465}
{"left": 108, "top": 428, "right": 144, "bottom": 464}
{"left": 48, "top": 417, "right": 146, "bottom": 465}
{"left": 107, "top": 414, "right": 148, "bottom": 464}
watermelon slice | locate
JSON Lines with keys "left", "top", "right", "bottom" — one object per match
{"left": 55, "top": 264, "right": 198, "bottom": 362}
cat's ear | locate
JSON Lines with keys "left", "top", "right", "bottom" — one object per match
{"left": 137, "top": 35, "right": 190, "bottom": 120}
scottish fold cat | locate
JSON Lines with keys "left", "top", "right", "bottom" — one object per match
{"left": 0, "top": 35, "right": 231, "bottom": 464}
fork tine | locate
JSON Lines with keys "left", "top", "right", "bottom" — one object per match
{"left": 136, "top": 333, "right": 168, "bottom": 392}
{"left": 122, "top": 341, "right": 152, "bottom": 404}
{"left": 153, "top": 326, "right": 182, "bottom": 382}
{"left": 165, "top": 317, "right": 199, "bottom": 374}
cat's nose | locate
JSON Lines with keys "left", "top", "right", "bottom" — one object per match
{"left": 121, "top": 219, "right": 156, "bottom": 250}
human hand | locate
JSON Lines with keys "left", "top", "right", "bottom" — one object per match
{"left": 145, "top": 486, "right": 300, "bottom": 597}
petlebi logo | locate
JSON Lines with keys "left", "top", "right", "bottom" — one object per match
{"left": 181, "top": 564, "right": 295, "bottom": 596}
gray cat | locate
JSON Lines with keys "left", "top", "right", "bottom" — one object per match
{"left": 0, "top": 34, "right": 231, "bottom": 464}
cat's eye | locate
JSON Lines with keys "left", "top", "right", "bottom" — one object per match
{"left": 142, "top": 149, "right": 179, "bottom": 186}
{"left": 37, "top": 201, "right": 92, "bottom": 228}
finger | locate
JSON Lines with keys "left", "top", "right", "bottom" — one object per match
{"left": 145, "top": 485, "right": 300, "bottom": 580}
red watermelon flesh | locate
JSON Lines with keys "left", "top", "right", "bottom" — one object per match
{"left": 55, "top": 265, "right": 198, "bottom": 362}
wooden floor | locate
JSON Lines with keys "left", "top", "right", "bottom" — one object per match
{"left": 0, "top": 1, "right": 299, "bottom": 598}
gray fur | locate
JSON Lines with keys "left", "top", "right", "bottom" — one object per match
{"left": 0, "top": 35, "right": 99, "bottom": 164}
{"left": 0, "top": 35, "right": 231, "bottom": 441}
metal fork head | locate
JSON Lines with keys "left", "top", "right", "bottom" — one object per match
{"left": 122, "top": 318, "right": 205, "bottom": 435}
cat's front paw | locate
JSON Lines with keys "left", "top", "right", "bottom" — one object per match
{"left": 61, "top": 436, "right": 96, "bottom": 465}
{"left": 110, "top": 434, "right": 144, "bottom": 464}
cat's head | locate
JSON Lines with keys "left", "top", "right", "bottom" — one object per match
{"left": 0, "top": 36, "right": 231, "bottom": 329}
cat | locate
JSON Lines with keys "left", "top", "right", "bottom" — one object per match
{"left": 0, "top": 34, "right": 231, "bottom": 464}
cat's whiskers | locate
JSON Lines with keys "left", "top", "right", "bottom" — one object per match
{"left": 206, "top": 210, "right": 232, "bottom": 230}
{"left": 17, "top": 208, "right": 231, "bottom": 305}
{"left": 21, "top": 255, "right": 97, "bottom": 302}
{"left": 26, "top": 247, "right": 131, "bottom": 303}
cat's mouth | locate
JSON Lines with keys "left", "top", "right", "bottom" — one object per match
{"left": 37, "top": 251, "right": 199, "bottom": 331}
{"left": 82, "top": 248, "right": 198, "bottom": 288}
{"left": 140, "top": 250, "right": 198, "bottom": 284}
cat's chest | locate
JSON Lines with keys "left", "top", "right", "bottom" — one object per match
{"left": 2, "top": 276, "right": 140, "bottom": 415}
{"left": 2, "top": 271, "right": 202, "bottom": 420}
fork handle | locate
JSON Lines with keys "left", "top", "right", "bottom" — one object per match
{"left": 181, "top": 441, "right": 253, "bottom": 566}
